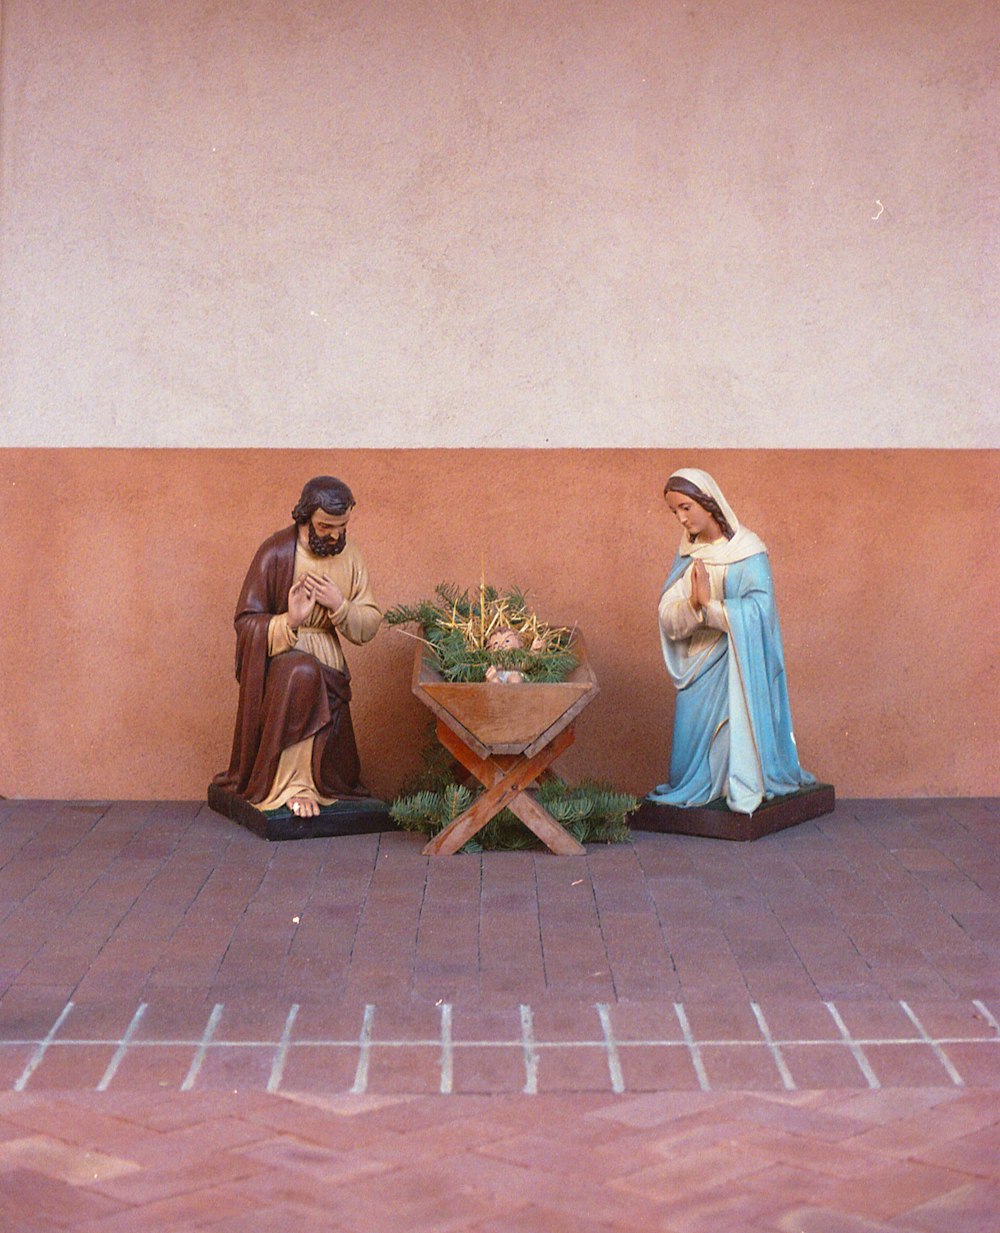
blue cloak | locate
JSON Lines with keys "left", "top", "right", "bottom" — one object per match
{"left": 649, "top": 550, "right": 815, "bottom": 814}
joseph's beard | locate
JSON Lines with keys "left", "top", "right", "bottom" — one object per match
{"left": 308, "top": 525, "right": 347, "bottom": 556}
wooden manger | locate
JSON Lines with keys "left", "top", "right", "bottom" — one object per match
{"left": 411, "top": 633, "right": 599, "bottom": 855}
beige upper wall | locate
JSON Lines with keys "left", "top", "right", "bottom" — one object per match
{"left": 1, "top": 0, "right": 997, "bottom": 448}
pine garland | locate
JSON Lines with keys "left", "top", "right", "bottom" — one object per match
{"left": 390, "top": 775, "right": 638, "bottom": 853}
{"left": 385, "top": 582, "right": 577, "bottom": 683}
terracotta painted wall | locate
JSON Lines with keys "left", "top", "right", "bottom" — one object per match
{"left": 1, "top": 448, "right": 996, "bottom": 800}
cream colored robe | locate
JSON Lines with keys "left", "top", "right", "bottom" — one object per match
{"left": 257, "top": 538, "right": 381, "bottom": 810}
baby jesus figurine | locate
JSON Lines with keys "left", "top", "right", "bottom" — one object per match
{"left": 484, "top": 626, "right": 532, "bottom": 683}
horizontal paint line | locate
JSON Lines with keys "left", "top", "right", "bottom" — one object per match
{"left": 3, "top": 1035, "right": 995, "bottom": 1049}
{"left": 3, "top": 444, "right": 997, "bottom": 453}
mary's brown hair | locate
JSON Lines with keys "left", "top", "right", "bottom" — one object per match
{"left": 664, "top": 476, "right": 735, "bottom": 540}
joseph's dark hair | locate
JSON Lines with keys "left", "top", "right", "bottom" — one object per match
{"left": 292, "top": 475, "right": 356, "bottom": 524}
{"left": 664, "top": 475, "right": 735, "bottom": 540}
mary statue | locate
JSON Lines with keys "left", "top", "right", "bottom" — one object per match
{"left": 649, "top": 468, "right": 815, "bottom": 815}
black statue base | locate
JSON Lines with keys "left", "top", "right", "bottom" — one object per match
{"left": 630, "top": 783, "right": 835, "bottom": 842}
{"left": 208, "top": 783, "right": 397, "bottom": 841}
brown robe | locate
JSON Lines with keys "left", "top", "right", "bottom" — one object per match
{"left": 213, "top": 525, "right": 369, "bottom": 805}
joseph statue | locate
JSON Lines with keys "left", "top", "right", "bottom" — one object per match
{"left": 213, "top": 475, "right": 382, "bottom": 820}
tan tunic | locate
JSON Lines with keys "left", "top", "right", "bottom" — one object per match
{"left": 257, "top": 537, "right": 381, "bottom": 810}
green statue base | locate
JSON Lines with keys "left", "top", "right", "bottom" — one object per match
{"left": 207, "top": 783, "right": 397, "bottom": 841}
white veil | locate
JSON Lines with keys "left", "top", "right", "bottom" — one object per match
{"left": 668, "top": 468, "right": 766, "bottom": 564}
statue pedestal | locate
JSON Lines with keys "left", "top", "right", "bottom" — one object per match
{"left": 207, "top": 784, "right": 396, "bottom": 841}
{"left": 631, "top": 783, "right": 835, "bottom": 842}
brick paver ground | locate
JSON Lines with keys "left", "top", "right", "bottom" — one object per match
{"left": 0, "top": 797, "right": 997, "bottom": 1229}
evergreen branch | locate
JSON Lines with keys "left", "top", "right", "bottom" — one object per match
{"left": 390, "top": 776, "right": 638, "bottom": 851}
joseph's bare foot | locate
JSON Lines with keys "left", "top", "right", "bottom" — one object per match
{"left": 288, "top": 796, "right": 320, "bottom": 818}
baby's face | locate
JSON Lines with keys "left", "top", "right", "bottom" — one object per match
{"left": 487, "top": 628, "right": 523, "bottom": 652}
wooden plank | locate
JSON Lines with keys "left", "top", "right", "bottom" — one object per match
{"left": 504, "top": 790, "right": 586, "bottom": 856}
{"left": 422, "top": 726, "right": 575, "bottom": 856}
{"left": 521, "top": 684, "right": 599, "bottom": 760}
{"left": 419, "top": 679, "right": 591, "bottom": 749}
{"left": 412, "top": 651, "right": 491, "bottom": 760}
{"left": 412, "top": 634, "right": 598, "bottom": 754}
{"left": 433, "top": 721, "right": 585, "bottom": 855}
{"left": 434, "top": 720, "right": 498, "bottom": 785}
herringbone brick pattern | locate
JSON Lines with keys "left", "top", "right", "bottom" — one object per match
{"left": 0, "top": 797, "right": 997, "bottom": 1228}
{"left": 1, "top": 1088, "right": 998, "bottom": 1231}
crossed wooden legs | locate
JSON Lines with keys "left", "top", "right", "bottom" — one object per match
{"left": 421, "top": 721, "right": 586, "bottom": 856}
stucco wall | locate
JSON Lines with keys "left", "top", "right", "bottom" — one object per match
{"left": 1, "top": 0, "right": 996, "bottom": 448}
{"left": 1, "top": 448, "right": 996, "bottom": 800}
